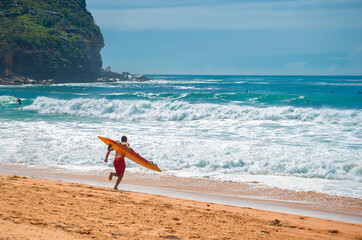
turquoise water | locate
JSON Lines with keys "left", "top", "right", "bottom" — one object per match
{"left": 1, "top": 75, "right": 361, "bottom": 197}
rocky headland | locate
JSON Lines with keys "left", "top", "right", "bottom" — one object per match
{"left": 97, "top": 66, "right": 149, "bottom": 83}
{"left": 0, "top": 75, "right": 56, "bottom": 85}
{"left": 0, "top": 0, "right": 146, "bottom": 85}
{"left": 0, "top": 67, "right": 149, "bottom": 85}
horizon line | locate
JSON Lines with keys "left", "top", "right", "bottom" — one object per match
{"left": 140, "top": 73, "right": 362, "bottom": 77}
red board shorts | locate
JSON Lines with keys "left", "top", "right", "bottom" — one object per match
{"left": 114, "top": 157, "right": 126, "bottom": 175}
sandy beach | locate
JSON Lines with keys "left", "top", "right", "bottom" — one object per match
{"left": 1, "top": 173, "right": 361, "bottom": 240}
{"left": 1, "top": 163, "right": 361, "bottom": 222}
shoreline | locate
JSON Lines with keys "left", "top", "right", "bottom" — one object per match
{"left": 1, "top": 163, "right": 361, "bottom": 225}
{"left": 1, "top": 173, "right": 361, "bottom": 240}
{"left": 0, "top": 70, "right": 148, "bottom": 86}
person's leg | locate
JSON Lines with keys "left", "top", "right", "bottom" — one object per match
{"left": 109, "top": 172, "right": 115, "bottom": 180}
{"left": 112, "top": 158, "right": 125, "bottom": 189}
{"left": 114, "top": 173, "right": 124, "bottom": 190}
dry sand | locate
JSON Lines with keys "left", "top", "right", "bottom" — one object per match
{"left": 1, "top": 174, "right": 361, "bottom": 240}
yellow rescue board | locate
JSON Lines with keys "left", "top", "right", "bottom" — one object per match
{"left": 98, "top": 136, "right": 161, "bottom": 172}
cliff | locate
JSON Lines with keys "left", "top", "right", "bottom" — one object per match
{"left": 0, "top": 0, "right": 104, "bottom": 83}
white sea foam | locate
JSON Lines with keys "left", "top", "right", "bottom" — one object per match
{"left": 0, "top": 95, "right": 16, "bottom": 104}
{"left": 249, "top": 82, "right": 271, "bottom": 85}
{"left": 2, "top": 76, "right": 362, "bottom": 199}
{"left": 1, "top": 117, "right": 361, "bottom": 197}
{"left": 314, "top": 82, "right": 362, "bottom": 86}
{"left": 25, "top": 97, "right": 362, "bottom": 126}
{"left": 174, "top": 86, "right": 200, "bottom": 90}
{"left": 18, "top": 98, "right": 362, "bottom": 181}
{"left": 148, "top": 79, "right": 171, "bottom": 84}
{"left": 100, "top": 93, "right": 129, "bottom": 96}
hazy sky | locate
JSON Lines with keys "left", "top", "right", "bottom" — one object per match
{"left": 87, "top": 0, "right": 362, "bottom": 75}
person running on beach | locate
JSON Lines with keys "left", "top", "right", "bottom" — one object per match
{"left": 104, "top": 136, "right": 132, "bottom": 190}
{"left": 16, "top": 98, "right": 22, "bottom": 109}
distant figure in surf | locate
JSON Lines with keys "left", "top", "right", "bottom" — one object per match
{"left": 16, "top": 98, "right": 22, "bottom": 109}
{"left": 104, "top": 136, "right": 132, "bottom": 190}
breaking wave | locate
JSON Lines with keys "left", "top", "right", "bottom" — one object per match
{"left": 25, "top": 97, "right": 361, "bottom": 125}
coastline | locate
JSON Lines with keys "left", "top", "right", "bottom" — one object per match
{"left": 0, "top": 70, "right": 148, "bottom": 85}
{"left": 0, "top": 76, "right": 56, "bottom": 85}
{"left": 1, "top": 173, "right": 361, "bottom": 240}
{"left": 1, "top": 163, "right": 361, "bottom": 225}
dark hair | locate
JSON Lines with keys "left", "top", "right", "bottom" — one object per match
{"left": 121, "top": 136, "right": 127, "bottom": 142}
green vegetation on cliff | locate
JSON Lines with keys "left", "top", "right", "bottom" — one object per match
{"left": 0, "top": 0, "right": 104, "bottom": 82}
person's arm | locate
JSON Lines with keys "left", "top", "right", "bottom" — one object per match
{"left": 122, "top": 142, "right": 137, "bottom": 154}
{"left": 104, "top": 148, "right": 114, "bottom": 163}
{"left": 127, "top": 144, "right": 138, "bottom": 155}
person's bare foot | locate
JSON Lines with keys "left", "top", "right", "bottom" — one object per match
{"left": 109, "top": 172, "right": 113, "bottom": 181}
{"left": 113, "top": 187, "right": 118, "bottom": 190}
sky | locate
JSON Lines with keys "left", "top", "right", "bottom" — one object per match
{"left": 87, "top": 0, "right": 362, "bottom": 75}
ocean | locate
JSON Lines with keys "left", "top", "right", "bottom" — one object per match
{"left": 1, "top": 75, "right": 361, "bottom": 198}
